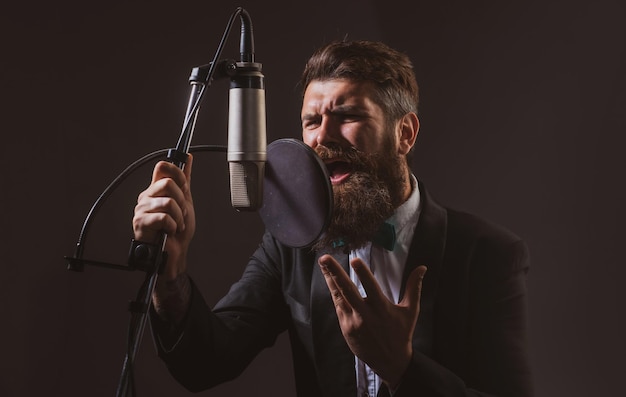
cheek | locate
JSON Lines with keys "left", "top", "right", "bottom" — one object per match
{"left": 301, "top": 130, "right": 316, "bottom": 147}
{"left": 341, "top": 126, "right": 369, "bottom": 150}
{"left": 350, "top": 132, "right": 387, "bottom": 154}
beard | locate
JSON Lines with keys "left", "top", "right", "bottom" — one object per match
{"left": 312, "top": 140, "right": 409, "bottom": 253}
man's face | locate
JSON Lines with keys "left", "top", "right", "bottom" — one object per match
{"left": 302, "top": 79, "right": 391, "bottom": 174}
{"left": 301, "top": 79, "right": 411, "bottom": 251}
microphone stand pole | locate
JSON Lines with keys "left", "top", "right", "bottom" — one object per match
{"left": 115, "top": 56, "right": 237, "bottom": 395}
{"left": 115, "top": 53, "right": 239, "bottom": 397}
{"left": 114, "top": 70, "right": 204, "bottom": 397}
{"left": 61, "top": 8, "right": 244, "bottom": 396}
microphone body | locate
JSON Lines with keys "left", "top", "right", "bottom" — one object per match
{"left": 227, "top": 62, "right": 266, "bottom": 211}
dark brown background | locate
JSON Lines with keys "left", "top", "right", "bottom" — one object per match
{"left": 2, "top": 1, "right": 624, "bottom": 396}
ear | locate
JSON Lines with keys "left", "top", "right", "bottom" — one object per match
{"left": 397, "top": 112, "right": 419, "bottom": 155}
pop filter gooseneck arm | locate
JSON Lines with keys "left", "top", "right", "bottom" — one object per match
{"left": 64, "top": 145, "right": 226, "bottom": 273}
{"left": 64, "top": 7, "right": 252, "bottom": 397}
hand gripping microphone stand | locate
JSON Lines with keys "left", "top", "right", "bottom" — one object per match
{"left": 64, "top": 8, "right": 259, "bottom": 397}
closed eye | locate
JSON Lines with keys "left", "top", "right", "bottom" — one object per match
{"left": 302, "top": 115, "right": 321, "bottom": 130}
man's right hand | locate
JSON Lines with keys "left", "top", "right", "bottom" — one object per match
{"left": 133, "top": 155, "right": 196, "bottom": 282}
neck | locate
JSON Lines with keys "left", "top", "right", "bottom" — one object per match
{"left": 395, "top": 167, "right": 414, "bottom": 208}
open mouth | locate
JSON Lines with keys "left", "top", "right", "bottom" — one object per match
{"left": 325, "top": 159, "right": 352, "bottom": 184}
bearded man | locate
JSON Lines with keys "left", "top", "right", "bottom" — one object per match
{"left": 134, "top": 40, "right": 533, "bottom": 397}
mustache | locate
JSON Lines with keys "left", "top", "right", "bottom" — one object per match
{"left": 314, "top": 144, "right": 372, "bottom": 171}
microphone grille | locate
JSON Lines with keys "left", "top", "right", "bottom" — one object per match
{"left": 229, "top": 161, "right": 264, "bottom": 211}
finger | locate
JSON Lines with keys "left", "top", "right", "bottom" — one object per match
{"left": 320, "top": 255, "right": 364, "bottom": 304}
{"left": 133, "top": 211, "right": 179, "bottom": 240}
{"left": 134, "top": 159, "right": 193, "bottom": 243}
{"left": 318, "top": 255, "right": 348, "bottom": 312}
{"left": 164, "top": 154, "right": 194, "bottom": 216}
{"left": 399, "top": 265, "right": 427, "bottom": 311}
{"left": 318, "top": 254, "right": 361, "bottom": 313}
{"left": 152, "top": 160, "right": 188, "bottom": 189}
{"left": 146, "top": 176, "right": 187, "bottom": 202}
{"left": 138, "top": 178, "right": 185, "bottom": 216}
{"left": 349, "top": 258, "right": 386, "bottom": 303}
{"left": 151, "top": 195, "right": 186, "bottom": 232}
{"left": 135, "top": 184, "right": 187, "bottom": 235}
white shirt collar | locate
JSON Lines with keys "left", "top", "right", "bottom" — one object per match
{"left": 387, "top": 174, "right": 421, "bottom": 245}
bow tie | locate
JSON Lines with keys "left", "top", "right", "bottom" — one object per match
{"left": 331, "top": 222, "right": 396, "bottom": 251}
{"left": 372, "top": 221, "right": 396, "bottom": 251}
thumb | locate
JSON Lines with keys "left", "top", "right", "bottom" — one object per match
{"left": 182, "top": 154, "right": 194, "bottom": 203}
{"left": 183, "top": 154, "right": 193, "bottom": 185}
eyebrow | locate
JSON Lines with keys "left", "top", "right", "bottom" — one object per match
{"left": 331, "top": 104, "right": 364, "bottom": 114}
{"left": 302, "top": 104, "right": 366, "bottom": 119}
{"left": 301, "top": 113, "right": 318, "bottom": 123}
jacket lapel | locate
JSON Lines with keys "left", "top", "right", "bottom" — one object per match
{"left": 310, "top": 249, "right": 357, "bottom": 396}
{"left": 401, "top": 182, "right": 447, "bottom": 357}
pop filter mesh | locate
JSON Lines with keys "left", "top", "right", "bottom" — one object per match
{"left": 259, "top": 139, "right": 332, "bottom": 248}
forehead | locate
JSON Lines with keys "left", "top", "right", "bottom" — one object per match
{"left": 302, "top": 79, "right": 378, "bottom": 112}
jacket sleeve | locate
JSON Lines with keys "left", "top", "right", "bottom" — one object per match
{"left": 149, "top": 231, "right": 291, "bottom": 392}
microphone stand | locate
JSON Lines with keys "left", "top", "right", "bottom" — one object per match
{"left": 114, "top": 37, "right": 240, "bottom": 397}
{"left": 64, "top": 7, "right": 251, "bottom": 397}
{"left": 114, "top": 63, "right": 205, "bottom": 397}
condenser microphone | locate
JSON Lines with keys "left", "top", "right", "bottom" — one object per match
{"left": 227, "top": 9, "right": 266, "bottom": 211}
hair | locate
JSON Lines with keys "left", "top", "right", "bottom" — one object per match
{"left": 299, "top": 40, "right": 419, "bottom": 125}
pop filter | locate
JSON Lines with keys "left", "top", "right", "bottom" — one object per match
{"left": 260, "top": 138, "right": 332, "bottom": 248}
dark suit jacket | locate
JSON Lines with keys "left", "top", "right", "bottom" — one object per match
{"left": 151, "top": 183, "right": 533, "bottom": 397}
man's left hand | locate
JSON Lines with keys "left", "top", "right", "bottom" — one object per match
{"left": 318, "top": 254, "right": 427, "bottom": 389}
